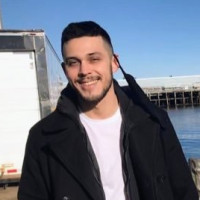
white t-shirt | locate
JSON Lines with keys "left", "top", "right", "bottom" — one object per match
{"left": 79, "top": 108, "right": 125, "bottom": 200}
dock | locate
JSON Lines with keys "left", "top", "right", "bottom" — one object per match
{"left": 118, "top": 75, "right": 200, "bottom": 108}
{"left": 144, "top": 87, "right": 200, "bottom": 108}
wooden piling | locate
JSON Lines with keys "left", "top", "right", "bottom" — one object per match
{"left": 144, "top": 87, "right": 200, "bottom": 108}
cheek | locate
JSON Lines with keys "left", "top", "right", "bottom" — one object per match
{"left": 65, "top": 69, "right": 77, "bottom": 81}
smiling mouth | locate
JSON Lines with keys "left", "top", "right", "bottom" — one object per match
{"left": 77, "top": 77, "right": 100, "bottom": 86}
{"left": 82, "top": 79, "right": 98, "bottom": 86}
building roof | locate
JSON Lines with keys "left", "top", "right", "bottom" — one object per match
{"left": 118, "top": 75, "right": 200, "bottom": 89}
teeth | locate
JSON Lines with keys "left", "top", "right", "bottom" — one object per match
{"left": 82, "top": 80, "right": 98, "bottom": 86}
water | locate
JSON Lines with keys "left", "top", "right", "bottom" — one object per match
{"left": 167, "top": 106, "right": 200, "bottom": 161}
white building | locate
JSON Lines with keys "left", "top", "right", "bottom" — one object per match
{"left": 118, "top": 75, "right": 200, "bottom": 90}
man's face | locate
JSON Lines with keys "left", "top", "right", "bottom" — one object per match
{"left": 62, "top": 36, "right": 118, "bottom": 103}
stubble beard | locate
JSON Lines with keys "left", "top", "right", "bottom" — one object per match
{"left": 71, "top": 72, "right": 113, "bottom": 107}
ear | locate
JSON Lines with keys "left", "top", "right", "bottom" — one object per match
{"left": 111, "top": 54, "right": 119, "bottom": 73}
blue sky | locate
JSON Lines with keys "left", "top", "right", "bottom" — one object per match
{"left": 1, "top": 0, "right": 200, "bottom": 79}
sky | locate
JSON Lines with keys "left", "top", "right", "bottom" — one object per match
{"left": 0, "top": 0, "right": 200, "bottom": 79}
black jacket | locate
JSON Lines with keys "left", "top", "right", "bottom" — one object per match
{"left": 18, "top": 78, "right": 198, "bottom": 200}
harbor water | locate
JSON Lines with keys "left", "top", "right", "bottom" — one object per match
{"left": 167, "top": 106, "right": 200, "bottom": 161}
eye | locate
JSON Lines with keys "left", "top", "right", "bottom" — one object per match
{"left": 65, "top": 59, "right": 80, "bottom": 67}
{"left": 90, "top": 57, "right": 101, "bottom": 63}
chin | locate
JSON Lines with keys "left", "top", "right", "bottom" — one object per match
{"left": 81, "top": 94, "right": 102, "bottom": 102}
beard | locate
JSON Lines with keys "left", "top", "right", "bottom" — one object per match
{"left": 74, "top": 74, "right": 113, "bottom": 106}
{"left": 69, "top": 65, "right": 114, "bottom": 107}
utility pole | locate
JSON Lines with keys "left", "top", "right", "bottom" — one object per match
{"left": 0, "top": 0, "right": 3, "bottom": 29}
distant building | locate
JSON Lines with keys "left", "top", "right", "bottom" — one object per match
{"left": 118, "top": 75, "right": 200, "bottom": 89}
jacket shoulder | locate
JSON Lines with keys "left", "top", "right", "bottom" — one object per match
{"left": 29, "top": 111, "right": 58, "bottom": 134}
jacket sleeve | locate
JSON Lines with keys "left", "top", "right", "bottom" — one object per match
{"left": 160, "top": 112, "right": 199, "bottom": 200}
{"left": 18, "top": 127, "right": 50, "bottom": 200}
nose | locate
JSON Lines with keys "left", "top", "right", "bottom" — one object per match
{"left": 78, "top": 61, "right": 91, "bottom": 76}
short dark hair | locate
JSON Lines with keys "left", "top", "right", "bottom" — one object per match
{"left": 61, "top": 21, "right": 113, "bottom": 57}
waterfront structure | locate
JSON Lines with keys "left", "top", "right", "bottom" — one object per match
{"left": 118, "top": 75, "right": 200, "bottom": 108}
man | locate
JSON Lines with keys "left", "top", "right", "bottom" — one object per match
{"left": 18, "top": 21, "right": 198, "bottom": 200}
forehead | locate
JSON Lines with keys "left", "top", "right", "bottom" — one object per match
{"left": 63, "top": 36, "right": 112, "bottom": 57}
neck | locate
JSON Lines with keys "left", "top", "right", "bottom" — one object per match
{"left": 79, "top": 84, "right": 119, "bottom": 119}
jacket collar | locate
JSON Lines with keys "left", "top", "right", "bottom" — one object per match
{"left": 119, "top": 73, "right": 168, "bottom": 129}
{"left": 114, "top": 79, "right": 150, "bottom": 127}
{"left": 42, "top": 84, "right": 80, "bottom": 133}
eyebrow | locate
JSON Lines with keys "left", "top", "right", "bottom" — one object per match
{"left": 64, "top": 52, "right": 103, "bottom": 62}
{"left": 88, "top": 52, "right": 102, "bottom": 56}
{"left": 64, "top": 57, "right": 80, "bottom": 63}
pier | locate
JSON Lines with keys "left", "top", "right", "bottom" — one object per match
{"left": 144, "top": 87, "right": 200, "bottom": 108}
{"left": 118, "top": 75, "right": 200, "bottom": 108}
